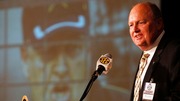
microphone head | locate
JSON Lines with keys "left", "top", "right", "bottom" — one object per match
{"left": 104, "top": 53, "right": 112, "bottom": 59}
{"left": 96, "top": 53, "right": 113, "bottom": 74}
{"left": 22, "top": 95, "right": 28, "bottom": 101}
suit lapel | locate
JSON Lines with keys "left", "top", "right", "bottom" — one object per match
{"left": 138, "top": 50, "right": 161, "bottom": 101}
{"left": 139, "top": 33, "right": 169, "bottom": 100}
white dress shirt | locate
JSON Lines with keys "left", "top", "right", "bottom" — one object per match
{"left": 140, "top": 30, "right": 165, "bottom": 86}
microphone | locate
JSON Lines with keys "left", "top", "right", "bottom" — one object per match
{"left": 95, "top": 53, "right": 113, "bottom": 75}
{"left": 79, "top": 53, "right": 113, "bottom": 101}
{"left": 22, "top": 95, "right": 28, "bottom": 101}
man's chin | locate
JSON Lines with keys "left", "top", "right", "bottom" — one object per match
{"left": 50, "top": 91, "right": 70, "bottom": 101}
{"left": 138, "top": 46, "right": 150, "bottom": 51}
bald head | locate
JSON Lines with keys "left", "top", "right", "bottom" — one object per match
{"left": 130, "top": 2, "right": 162, "bottom": 20}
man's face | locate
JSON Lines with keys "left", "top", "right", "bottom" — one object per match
{"left": 21, "top": 43, "right": 86, "bottom": 101}
{"left": 45, "top": 45, "right": 86, "bottom": 101}
{"left": 128, "top": 4, "right": 157, "bottom": 51}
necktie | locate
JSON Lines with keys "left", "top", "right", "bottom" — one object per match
{"left": 133, "top": 53, "right": 150, "bottom": 101}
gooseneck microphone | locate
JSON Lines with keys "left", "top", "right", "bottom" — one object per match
{"left": 22, "top": 95, "right": 28, "bottom": 101}
{"left": 96, "top": 53, "right": 112, "bottom": 75}
{"left": 80, "top": 53, "right": 113, "bottom": 101}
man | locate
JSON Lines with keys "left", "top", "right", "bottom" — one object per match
{"left": 128, "top": 2, "right": 180, "bottom": 101}
{"left": 21, "top": 3, "right": 87, "bottom": 101}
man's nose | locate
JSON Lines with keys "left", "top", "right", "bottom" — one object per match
{"left": 56, "top": 55, "right": 67, "bottom": 73}
{"left": 132, "top": 24, "right": 140, "bottom": 33}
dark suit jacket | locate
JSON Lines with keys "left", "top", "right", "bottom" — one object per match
{"left": 130, "top": 33, "right": 180, "bottom": 101}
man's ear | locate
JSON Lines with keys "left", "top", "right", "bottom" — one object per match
{"left": 156, "top": 17, "right": 164, "bottom": 30}
{"left": 20, "top": 47, "right": 27, "bottom": 61}
{"left": 20, "top": 46, "right": 37, "bottom": 61}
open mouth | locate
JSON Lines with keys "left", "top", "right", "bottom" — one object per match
{"left": 135, "top": 34, "right": 142, "bottom": 39}
{"left": 50, "top": 84, "right": 70, "bottom": 101}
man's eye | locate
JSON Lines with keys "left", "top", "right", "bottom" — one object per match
{"left": 139, "top": 21, "right": 145, "bottom": 24}
{"left": 129, "top": 24, "right": 133, "bottom": 27}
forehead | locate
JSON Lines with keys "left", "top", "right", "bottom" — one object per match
{"left": 128, "top": 4, "right": 153, "bottom": 22}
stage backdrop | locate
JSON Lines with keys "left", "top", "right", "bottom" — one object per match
{"left": 0, "top": 0, "right": 160, "bottom": 101}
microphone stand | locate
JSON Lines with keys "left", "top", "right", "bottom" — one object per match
{"left": 79, "top": 71, "right": 98, "bottom": 101}
{"left": 79, "top": 66, "right": 105, "bottom": 101}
